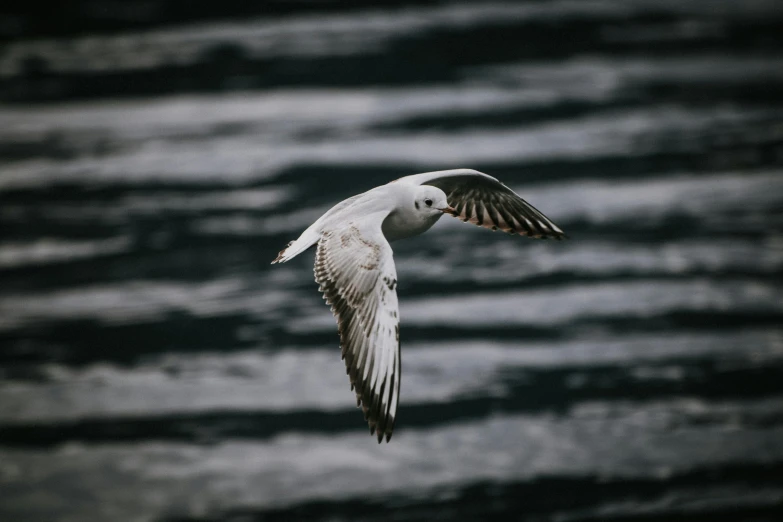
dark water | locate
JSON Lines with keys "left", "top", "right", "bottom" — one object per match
{"left": 2, "top": 1, "right": 783, "bottom": 521}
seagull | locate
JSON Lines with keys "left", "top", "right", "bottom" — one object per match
{"left": 271, "top": 169, "right": 566, "bottom": 442}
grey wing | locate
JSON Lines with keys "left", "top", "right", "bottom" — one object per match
{"left": 314, "top": 216, "right": 401, "bottom": 443}
{"left": 408, "top": 169, "right": 566, "bottom": 239}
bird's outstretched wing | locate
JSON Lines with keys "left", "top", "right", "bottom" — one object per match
{"left": 314, "top": 215, "right": 401, "bottom": 443}
{"left": 409, "top": 169, "right": 566, "bottom": 239}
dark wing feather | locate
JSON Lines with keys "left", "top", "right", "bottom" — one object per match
{"left": 419, "top": 171, "right": 566, "bottom": 239}
{"left": 314, "top": 222, "right": 401, "bottom": 443}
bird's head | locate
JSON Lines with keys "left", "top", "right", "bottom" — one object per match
{"left": 413, "top": 186, "right": 455, "bottom": 216}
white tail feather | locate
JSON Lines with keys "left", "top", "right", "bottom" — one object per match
{"left": 271, "top": 227, "right": 321, "bottom": 264}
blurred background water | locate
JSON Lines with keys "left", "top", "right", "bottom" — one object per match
{"left": 1, "top": 1, "right": 783, "bottom": 521}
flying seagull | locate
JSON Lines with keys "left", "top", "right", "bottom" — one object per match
{"left": 271, "top": 169, "right": 566, "bottom": 442}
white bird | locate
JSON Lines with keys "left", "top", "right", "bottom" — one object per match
{"left": 271, "top": 169, "right": 566, "bottom": 442}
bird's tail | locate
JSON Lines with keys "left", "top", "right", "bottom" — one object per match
{"left": 271, "top": 195, "right": 349, "bottom": 263}
{"left": 271, "top": 234, "right": 319, "bottom": 264}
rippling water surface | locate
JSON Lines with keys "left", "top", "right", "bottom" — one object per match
{"left": 1, "top": 1, "right": 783, "bottom": 521}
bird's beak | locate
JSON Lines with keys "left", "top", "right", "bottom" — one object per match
{"left": 439, "top": 205, "right": 457, "bottom": 216}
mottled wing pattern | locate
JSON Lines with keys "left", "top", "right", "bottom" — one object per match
{"left": 424, "top": 174, "right": 566, "bottom": 239}
{"left": 314, "top": 221, "right": 401, "bottom": 443}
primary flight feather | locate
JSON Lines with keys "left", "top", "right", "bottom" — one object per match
{"left": 271, "top": 169, "right": 566, "bottom": 442}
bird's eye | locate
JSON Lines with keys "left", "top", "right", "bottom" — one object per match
{"left": 425, "top": 198, "right": 433, "bottom": 207}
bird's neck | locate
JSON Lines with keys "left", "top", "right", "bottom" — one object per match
{"left": 381, "top": 206, "right": 442, "bottom": 242}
